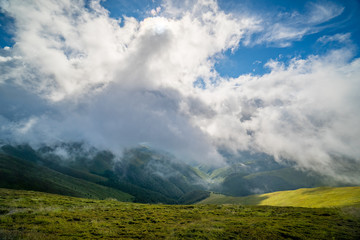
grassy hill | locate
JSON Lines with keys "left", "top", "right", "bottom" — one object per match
{"left": 1, "top": 188, "right": 360, "bottom": 239}
{"left": 0, "top": 154, "right": 134, "bottom": 202}
{"left": 196, "top": 151, "right": 337, "bottom": 197}
{"left": 1, "top": 143, "right": 357, "bottom": 206}
{"left": 0, "top": 144, "right": 208, "bottom": 204}
{"left": 216, "top": 167, "right": 331, "bottom": 197}
{"left": 244, "top": 167, "right": 329, "bottom": 188}
{"left": 114, "top": 147, "right": 207, "bottom": 201}
{"left": 198, "top": 186, "right": 360, "bottom": 208}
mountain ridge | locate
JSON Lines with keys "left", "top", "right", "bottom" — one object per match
{"left": 0, "top": 142, "right": 356, "bottom": 204}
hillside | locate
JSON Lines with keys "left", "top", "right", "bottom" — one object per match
{"left": 196, "top": 151, "right": 343, "bottom": 197}
{"left": 1, "top": 143, "right": 356, "bottom": 205}
{"left": 217, "top": 167, "right": 330, "bottom": 196}
{"left": 0, "top": 143, "right": 207, "bottom": 204}
{"left": 198, "top": 186, "right": 360, "bottom": 208}
{"left": 0, "top": 154, "right": 134, "bottom": 202}
{"left": 1, "top": 188, "right": 360, "bottom": 239}
{"left": 113, "top": 147, "right": 207, "bottom": 200}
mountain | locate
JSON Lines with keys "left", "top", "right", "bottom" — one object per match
{"left": 216, "top": 167, "right": 329, "bottom": 196}
{"left": 0, "top": 143, "right": 208, "bottom": 204}
{"left": 0, "top": 142, "right": 354, "bottom": 204}
{"left": 197, "top": 186, "right": 360, "bottom": 208}
{"left": 0, "top": 153, "right": 133, "bottom": 201}
{"left": 113, "top": 147, "right": 207, "bottom": 199}
{"left": 196, "top": 150, "right": 350, "bottom": 197}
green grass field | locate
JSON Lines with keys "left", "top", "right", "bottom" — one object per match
{"left": 1, "top": 188, "right": 360, "bottom": 239}
{"left": 198, "top": 186, "right": 360, "bottom": 208}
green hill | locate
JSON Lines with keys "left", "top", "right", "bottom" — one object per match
{"left": 1, "top": 188, "right": 359, "bottom": 239}
{"left": 244, "top": 167, "right": 329, "bottom": 188}
{"left": 114, "top": 147, "right": 207, "bottom": 200}
{"left": 198, "top": 186, "right": 360, "bottom": 208}
{"left": 215, "top": 167, "right": 331, "bottom": 197}
{"left": 1, "top": 143, "right": 356, "bottom": 205}
{"left": 0, "top": 154, "right": 134, "bottom": 202}
{"left": 196, "top": 151, "right": 337, "bottom": 197}
{"left": 0, "top": 143, "right": 207, "bottom": 204}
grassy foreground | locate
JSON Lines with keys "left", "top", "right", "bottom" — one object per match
{"left": 1, "top": 188, "right": 360, "bottom": 239}
{"left": 198, "top": 186, "right": 360, "bottom": 208}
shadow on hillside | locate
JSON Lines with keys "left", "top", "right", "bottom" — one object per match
{"left": 241, "top": 195, "right": 269, "bottom": 205}
{"left": 301, "top": 187, "right": 330, "bottom": 194}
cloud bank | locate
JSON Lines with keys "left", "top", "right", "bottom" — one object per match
{"left": 0, "top": 0, "right": 359, "bottom": 183}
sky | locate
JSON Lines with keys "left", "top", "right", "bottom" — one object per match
{"left": 0, "top": 0, "right": 359, "bottom": 183}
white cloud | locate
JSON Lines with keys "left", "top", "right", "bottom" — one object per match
{"left": 0, "top": 56, "right": 12, "bottom": 62}
{"left": 191, "top": 49, "right": 360, "bottom": 183}
{"left": 306, "top": 1, "right": 344, "bottom": 24}
{"left": 15, "top": 117, "right": 38, "bottom": 135}
{"left": 0, "top": 0, "right": 359, "bottom": 182}
{"left": 247, "top": 1, "right": 345, "bottom": 47}
{"left": 0, "top": 0, "right": 255, "bottom": 166}
{"left": 151, "top": 6, "right": 162, "bottom": 16}
{"left": 317, "top": 33, "right": 352, "bottom": 44}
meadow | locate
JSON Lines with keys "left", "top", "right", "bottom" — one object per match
{"left": 1, "top": 188, "right": 360, "bottom": 239}
{"left": 198, "top": 186, "right": 360, "bottom": 208}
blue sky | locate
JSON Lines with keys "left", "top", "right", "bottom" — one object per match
{"left": 1, "top": 0, "right": 359, "bottom": 76}
{"left": 0, "top": 0, "right": 360, "bottom": 182}
{"left": 97, "top": 0, "right": 360, "bottom": 76}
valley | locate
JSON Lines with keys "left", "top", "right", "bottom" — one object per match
{"left": 1, "top": 0, "right": 360, "bottom": 239}
{"left": 1, "top": 143, "right": 353, "bottom": 205}
{"left": 1, "top": 143, "right": 359, "bottom": 239}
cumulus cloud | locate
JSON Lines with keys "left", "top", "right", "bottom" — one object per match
{"left": 0, "top": 0, "right": 359, "bottom": 182}
{"left": 192, "top": 49, "right": 360, "bottom": 182}
{"left": 0, "top": 0, "right": 252, "bottom": 165}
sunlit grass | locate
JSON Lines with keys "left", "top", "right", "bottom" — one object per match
{"left": 198, "top": 186, "right": 360, "bottom": 208}
{"left": 1, "top": 188, "right": 360, "bottom": 239}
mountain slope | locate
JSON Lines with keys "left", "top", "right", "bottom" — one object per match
{"left": 0, "top": 143, "right": 207, "bottom": 204}
{"left": 114, "top": 147, "right": 207, "bottom": 200}
{"left": 198, "top": 186, "right": 360, "bottom": 208}
{"left": 0, "top": 153, "right": 134, "bottom": 201}
{"left": 197, "top": 151, "right": 336, "bottom": 197}
{"left": 2, "top": 142, "right": 354, "bottom": 205}
{"left": 210, "top": 165, "right": 340, "bottom": 197}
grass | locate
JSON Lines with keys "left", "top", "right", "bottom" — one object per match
{"left": 198, "top": 186, "right": 360, "bottom": 208}
{"left": 1, "top": 188, "right": 360, "bottom": 239}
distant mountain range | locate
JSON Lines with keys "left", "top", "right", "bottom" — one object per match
{"left": 0, "top": 143, "right": 208, "bottom": 204}
{"left": 0, "top": 142, "right": 354, "bottom": 204}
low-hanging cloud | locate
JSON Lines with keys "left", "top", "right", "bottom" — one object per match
{"left": 0, "top": 0, "right": 359, "bottom": 182}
